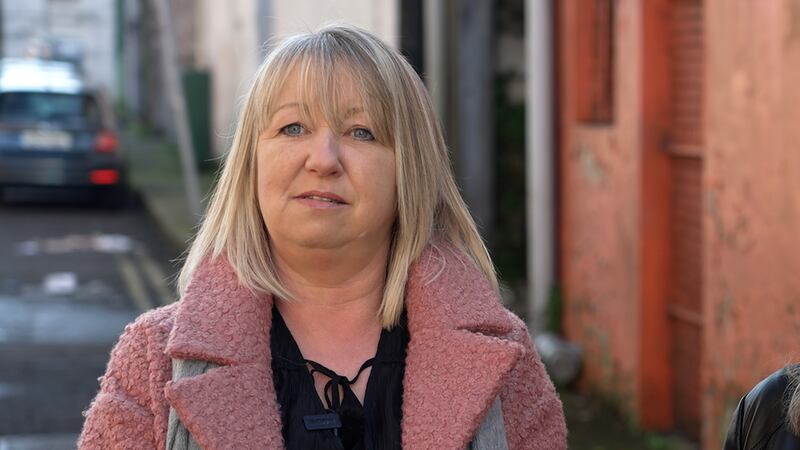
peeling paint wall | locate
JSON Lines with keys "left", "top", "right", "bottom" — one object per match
{"left": 559, "top": 0, "right": 643, "bottom": 417}
{"left": 702, "top": 0, "right": 800, "bottom": 447}
{"left": 561, "top": 0, "right": 800, "bottom": 447}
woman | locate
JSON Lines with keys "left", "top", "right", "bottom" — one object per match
{"left": 79, "top": 24, "right": 566, "bottom": 450}
{"left": 724, "top": 364, "right": 800, "bottom": 449}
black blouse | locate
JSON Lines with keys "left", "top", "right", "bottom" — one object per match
{"left": 270, "top": 305, "right": 408, "bottom": 450}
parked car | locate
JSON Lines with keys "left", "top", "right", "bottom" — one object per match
{"left": 0, "top": 58, "right": 127, "bottom": 206}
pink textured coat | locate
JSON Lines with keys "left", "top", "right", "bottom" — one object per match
{"left": 79, "top": 244, "right": 567, "bottom": 449}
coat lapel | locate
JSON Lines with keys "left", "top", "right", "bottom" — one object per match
{"left": 164, "top": 256, "right": 284, "bottom": 450}
{"left": 401, "top": 244, "right": 524, "bottom": 449}
{"left": 162, "top": 243, "right": 523, "bottom": 450}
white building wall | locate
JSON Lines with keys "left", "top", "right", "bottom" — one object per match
{"left": 270, "top": 0, "right": 398, "bottom": 47}
{"left": 2, "top": 0, "right": 115, "bottom": 95}
{"left": 2, "top": 0, "right": 48, "bottom": 57}
{"left": 196, "top": 0, "right": 398, "bottom": 156}
{"left": 196, "top": 0, "right": 261, "bottom": 156}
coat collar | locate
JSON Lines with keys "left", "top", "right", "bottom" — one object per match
{"left": 164, "top": 243, "right": 523, "bottom": 450}
{"left": 399, "top": 243, "right": 524, "bottom": 449}
{"left": 163, "top": 255, "right": 284, "bottom": 449}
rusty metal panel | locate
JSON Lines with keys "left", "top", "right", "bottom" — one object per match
{"left": 669, "top": 157, "right": 703, "bottom": 441}
{"left": 667, "top": 0, "right": 704, "bottom": 442}
{"left": 668, "top": 0, "right": 705, "bottom": 152}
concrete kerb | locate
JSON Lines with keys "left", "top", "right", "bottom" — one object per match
{"left": 138, "top": 189, "right": 196, "bottom": 252}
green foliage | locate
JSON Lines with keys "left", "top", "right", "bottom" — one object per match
{"left": 492, "top": 71, "right": 528, "bottom": 284}
{"left": 643, "top": 434, "right": 671, "bottom": 450}
{"left": 492, "top": 0, "right": 528, "bottom": 288}
{"left": 546, "top": 285, "right": 564, "bottom": 335}
{"left": 562, "top": 389, "right": 697, "bottom": 450}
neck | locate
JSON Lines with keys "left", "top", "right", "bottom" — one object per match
{"left": 271, "top": 238, "right": 391, "bottom": 339}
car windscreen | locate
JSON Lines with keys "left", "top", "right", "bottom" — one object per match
{"left": 0, "top": 92, "right": 102, "bottom": 128}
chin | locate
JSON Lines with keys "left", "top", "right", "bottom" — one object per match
{"left": 287, "top": 232, "right": 348, "bottom": 250}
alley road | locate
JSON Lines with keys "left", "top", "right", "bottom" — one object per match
{"left": 0, "top": 189, "right": 181, "bottom": 448}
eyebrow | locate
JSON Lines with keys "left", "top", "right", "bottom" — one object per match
{"left": 273, "top": 102, "right": 300, "bottom": 114}
{"left": 344, "top": 106, "right": 365, "bottom": 119}
{"left": 272, "top": 103, "right": 366, "bottom": 119}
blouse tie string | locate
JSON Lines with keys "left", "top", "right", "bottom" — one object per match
{"left": 305, "top": 357, "right": 376, "bottom": 411}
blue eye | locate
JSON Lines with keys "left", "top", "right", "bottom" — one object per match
{"left": 282, "top": 123, "right": 306, "bottom": 136}
{"left": 351, "top": 127, "right": 375, "bottom": 141}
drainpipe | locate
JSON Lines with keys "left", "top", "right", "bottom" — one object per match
{"left": 455, "top": 0, "right": 495, "bottom": 247}
{"left": 423, "top": 0, "right": 446, "bottom": 120}
{"left": 525, "top": 0, "right": 555, "bottom": 332}
{"left": 257, "top": 0, "right": 271, "bottom": 59}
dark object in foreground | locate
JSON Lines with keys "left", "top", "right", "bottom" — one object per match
{"left": 724, "top": 365, "right": 800, "bottom": 450}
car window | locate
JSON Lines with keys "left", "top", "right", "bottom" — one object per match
{"left": 0, "top": 92, "right": 101, "bottom": 128}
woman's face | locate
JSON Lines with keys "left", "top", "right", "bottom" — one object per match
{"left": 256, "top": 72, "right": 397, "bottom": 255}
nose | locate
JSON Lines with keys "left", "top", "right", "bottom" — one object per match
{"left": 304, "top": 127, "right": 342, "bottom": 177}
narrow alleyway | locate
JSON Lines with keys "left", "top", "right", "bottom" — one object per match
{"left": 563, "top": 390, "right": 699, "bottom": 450}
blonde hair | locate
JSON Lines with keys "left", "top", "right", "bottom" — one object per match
{"left": 177, "top": 24, "right": 496, "bottom": 327}
{"left": 788, "top": 365, "right": 800, "bottom": 435}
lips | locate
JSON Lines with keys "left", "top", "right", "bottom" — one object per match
{"left": 295, "top": 190, "right": 347, "bottom": 205}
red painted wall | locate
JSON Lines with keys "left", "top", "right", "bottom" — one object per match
{"left": 702, "top": 1, "right": 800, "bottom": 447}
{"left": 559, "top": 0, "right": 800, "bottom": 447}
{"left": 559, "top": 0, "right": 645, "bottom": 417}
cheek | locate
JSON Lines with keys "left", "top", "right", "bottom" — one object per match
{"left": 365, "top": 157, "right": 398, "bottom": 216}
{"left": 380, "top": 172, "right": 398, "bottom": 207}
{"left": 255, "top": 146, "right": 285, "bottom": 211}
{"left": 255, "top": 150, "right": 270, "bottom": 203}
{"left": 257, "top": 143, "right": 291, "bottom": 184}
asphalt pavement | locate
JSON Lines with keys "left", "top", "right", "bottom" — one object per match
{"left": 0, "top": 189, "right": 182, "bottom": 448}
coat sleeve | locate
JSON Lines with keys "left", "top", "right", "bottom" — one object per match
{"left": 722, "top": 394, "right": 746, "bottom": 450}
{"left": 722, "top": 366, "right": 793, "bottom": 450}
{"left": 500, "top": 315, "right": 568, "bottom": 450}
{"left": 78, "top": 318, "right": 159, "bottom": 450}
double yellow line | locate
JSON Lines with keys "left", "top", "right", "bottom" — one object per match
{"left": 115, "top": 247, "right": 176, "bottom": 312}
